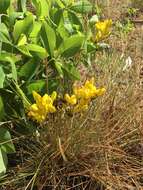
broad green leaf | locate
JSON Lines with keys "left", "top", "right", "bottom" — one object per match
{"left": 32, "top": 0, "right": 51, "bottom": 18}
{"left": 0, "top": 54, "right": 20, "bottom": 82}
{"left": 71, "top": 0, "right": 92, "bottom": 14}
{"left": 17, "top": 44, "right": 48, "bottom": 58}
{"left": 0, "top": 66, "right": 5, "bottom": 88}
{"left": 26, "top": 44, "right": 48, "bottom": 59}
{"left": 17, "top": 0, "right": 27, "bottom": 12}
{"left": 53, "top": 9, "right": 63, "bottom": 26}
{"left": 55, "top": 0, "right": 65, "bottom": 8}
{"left": 13, "top": 14, "right": 34, "bottom": 42}
{"left": 29, "top": 21, "right": 42, "bottom": 43}
{"left": 27, "top": 80, "right": 46, "bottom": 94}
{"left": 0, "top": 32, "right": 11, "bottom": 44}
{"left": 57, "top": 20, "right": 69, "bottom": 41}
{"left": 62, "top": 63, "right": 80, "bottom": 80}
{"left": 5, "top": 56, "right": 17, "bottom": 82}
{"left": 41, "top": 21, "right": 56, "bottom": 57}
{"left": 64, "top": 20, "right": 74, "bottom": 34}
{"left": 87, "top": 42, "right": 97, "bottom": 53}
{"left": 0, "top": 127, "right": 15, "bottom": 153}
{"left": 0, "top": 96, "right": 5, "bottom": 121}
{"left": 17, "top": 34, "right": 27, "bottom": 46}
{"left": 0, "top": 23, "right": 10, "bottom": 39}
{"left": 8, "top": 12, "right": 24, "bottom": 27}
{"left": 17, "top": 45, "right": 32, "bottom": 57}
{"left": 68, "top": 11, "right": 83, "bottom": 31}
{"left": 57, "top": 34, "right": 85, "bottom": 57}
{"left": 0, "top": 148, "right": 8, "bottom": 176}
{"left": 0, "top": 0, "right": 10, "bottom": 13}
{"left": 55, "top": 61, "right": 64, "bottom": 78}
{"left": 48, "top": 78, "right": 60, "bottom": 93}
{"left": 19, "top": 59, "right": 39, "bottom": 80}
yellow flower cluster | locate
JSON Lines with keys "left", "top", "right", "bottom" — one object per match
{"left": 64, "top": 78, "right": 106, "bottom": 112}
{"left": 27, "top": 78, "right": 105, "bottom": 122}
{"left": 28, "top": 91, "right": 57, "bottom": 123}
{"left": 93, "top": 19, "right": 112, "bottom": 42}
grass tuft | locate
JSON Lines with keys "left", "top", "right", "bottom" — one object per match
{"left": 1, "top": 51, "right": 142, "bottom": 190}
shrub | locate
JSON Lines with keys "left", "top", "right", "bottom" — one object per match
{"left": 0, "top": 0, "right": 112, "bottom": 177}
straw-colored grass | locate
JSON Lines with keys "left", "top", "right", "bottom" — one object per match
{"left": 1, "top": 51, "right": 142, "bottom": 190}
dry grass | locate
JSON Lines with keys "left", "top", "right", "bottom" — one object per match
{"left": 1, "top": 51, "right": 142, "bottom": 190}
{"left": 0, "top": 1, "right": 143, "bottom": 190}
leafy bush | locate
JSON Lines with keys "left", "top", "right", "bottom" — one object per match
{"left": 0, "top": 0, "right": 112, "bottom": 176}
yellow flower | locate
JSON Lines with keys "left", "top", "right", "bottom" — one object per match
{"left": 94, "top": 19, "right": 112, "bottom": 42}
{"left": 95, "top": 88, "right": 106, "bottom": 96}
{"left": 64, "top": 94, "right": 77, "bottom": 105}
{"left": 28, "top": 91, "right": 57, "bottom": 123}
{"left": 73, "top": 78, "right": 106, "bottom": 100}
{"left": 73, "top": 99, "right": 89, "bottom": 113}
{"left": 51, "top": 91, "right": 57, "bottom": 101}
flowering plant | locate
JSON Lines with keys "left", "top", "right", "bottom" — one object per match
{"left": 27, "top": 78, "right": 105, "bottom": 123}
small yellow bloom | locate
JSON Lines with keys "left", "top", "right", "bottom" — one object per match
{"left": 64, "top": 94, "right": 77, "bottom": 105}
{"left": 73, "top": 99, "right": 89, "bottom": 113}
{"left": 73, "top": 78, "right": 95, "bottom": 100}
{"left": 73, "top": 78, "right": 105, "bottom": 100}
{"left": 95, "top": 88, "right": 106, "bottom": 96}
{"left": 51, "top": 91, "right": 57, "bottom": 101}
{"left": 93, "top": 19, "right": 112, "bottom": 42}
{"left": 28, "top": 91, "right": 57, "bottom": 123}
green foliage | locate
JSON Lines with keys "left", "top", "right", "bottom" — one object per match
{"left": 0, "top": 127, "right": 15, "bottom": 176}
{"left": 115, "top": 19, "right": 134, "bottom": 35}
{"left": 0, "top": 0, "right": 109, "bottom": 176}
{"left": 0, "top": 0, "right": 10, "bottom": 13}
{"left": 0, "top": 96, "right": 5, "bottom": 120}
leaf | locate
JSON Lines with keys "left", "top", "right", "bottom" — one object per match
{"left": 48, "top": 79, "right": 60, "bottom": 93}
{"left": 29, "top": 21, "right": 42, "bottom": 43}
{"left": 0, "top": 23, "right": 10, "bottom": 39}
{"left": 57, "top": 19, "right": 69, "bottom": 41}
{"left": 0, "top": 32, "right": 11, "bottom": 44}
{"left": 68, "top": 11, "right": 83, "bottom": 31}
{"left": 0, "top": 148, "right": 8, "bottom": 176}
{"left": 17, "top": 0, "right": 27, "bottom": 12}
{"left": 17, "top": 34, "right": 27, "bottom": 46}
{"left": 0, "top": 66, "right": 5, "bottom": 88}
{"left": 55, "top": 0, "right": 65, "bottom": 8}
{"left": 5, "top": 56, "right": 17, "bottom": 82}
{"left": 32, "top": 0, "right": 51, "bottom": 18}
{"left": 26, "top": 44, "right": 48, "bottom": 59}
{"left": 17, "top": 44, "right": 48, "bottom": 58}
{"left": 27, "top": 80, "right": 46, "bottom": 94}
{"left": 57, "top": 34, "right": 85, "bottom": 57}
{"left": 41, "top": 21, "right": 56, "bottom": 57}
{"left": 0, "top": 0, "right": 10, "bottom": 13}
{"left": 55, "top": 61, "right": 64, "bottom": 78}
{"left": 71, "top": 0, "right": 93, "bottom": 14}
{"left": 53, "top": 9, "right": 63, "bottom": 26}
{"left": 0, "top": 127, "right": 15, "bottom": 154}
{"left": 0, "top": 54, "right": 20, "bottom": 82}
{"left": 13, "top": 14, "right": 34, "bottom": 42}
{"left": 62, "top": 63, "right": 80, "bottom": 80}
{"left": 87, "top": 42, "right": 97, "bottom": 53}
{"left": 19, "top": 59, "right": 39, "bottom": 80}
{"left": 0, "top": 96, "right": 5, "bottom": 121}
{"left": 17, "top": 46, "right": 32, "bottom": 57}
